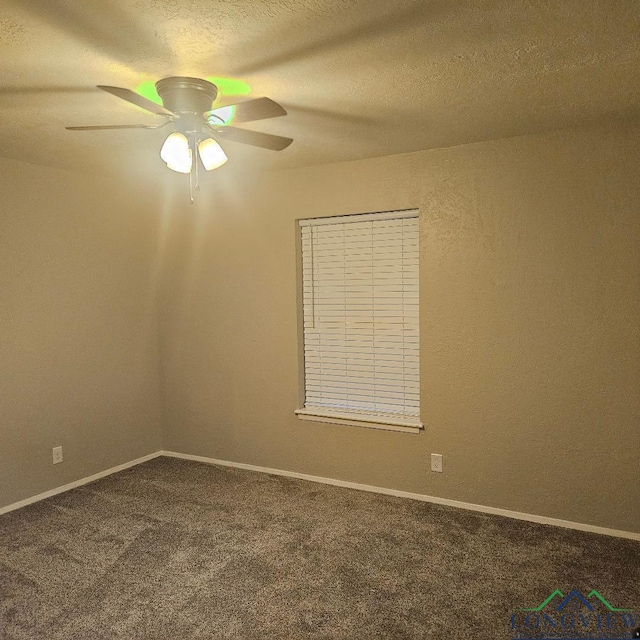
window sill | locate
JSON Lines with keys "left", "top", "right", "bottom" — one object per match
{"left": 295, "top": 408, "right": 423, "bottom": 434}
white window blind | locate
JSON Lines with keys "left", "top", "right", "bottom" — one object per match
{"left": 297, "top": 210, "right": 421, "bottom": 432}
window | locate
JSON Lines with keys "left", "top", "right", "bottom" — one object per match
{"left": 296, "top": 210, "right": 421, "bottom": 434}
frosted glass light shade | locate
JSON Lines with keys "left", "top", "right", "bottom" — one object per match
{"left": 198, "top": 138, "right": 228, "bottom": 171}
{"left": 160, "top": 132, "right": 192, "bottom": 173}
{"left": 166, "top": 152, "right": 192, "bottom": 174}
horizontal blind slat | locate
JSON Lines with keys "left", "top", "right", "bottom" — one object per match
{"left": 301, "top": 210, "right": 420, "bottom": 419}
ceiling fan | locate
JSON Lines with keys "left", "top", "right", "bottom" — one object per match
{"left": 66, "top": 76, "right": 292, "bottom": 199}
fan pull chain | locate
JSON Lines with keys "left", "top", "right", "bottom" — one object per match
{"left": 193, "top": 134, "right": 200, "bottom": 192}
{"left": 187, "top": 134, "right": 201, "bottom": 204}
{"left": 189, "top": 158, "right": 194, "bottom": 205}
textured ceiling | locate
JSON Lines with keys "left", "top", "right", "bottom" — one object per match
{"left": 1, "top": 0, "right": 639, "bottom": 179}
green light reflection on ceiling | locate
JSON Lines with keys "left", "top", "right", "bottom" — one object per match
{"left": 135, "top": 77, "right": 250, "bottom": 124}
{"left": 206, "top": 77, "right": 251, "bottom": 98}
{"left": 135, "top": 81, "right": 162, "bottom": 105}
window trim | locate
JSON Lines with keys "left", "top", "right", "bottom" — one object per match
{"left": 295, "top": 407, "right": 423, "bottom": 434}
{"left": 298, "top": 209, "right": 419, "bottom": 227}
{"left": 295, "top": 208, "right": 422, "bottom": 434}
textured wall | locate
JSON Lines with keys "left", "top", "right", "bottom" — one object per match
{"left": 160, "top": 118, "right": 640, "bottom": 533}
{"left": 0, "top": 158, "right": 163, "bottom": 508}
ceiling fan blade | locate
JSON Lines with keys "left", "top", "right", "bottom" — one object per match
{"left": 208, "top": 125, "right": 293, "bottom": 151}
{"left": 204, "top": 97, "right": 287, "bottom": 125}
{"left": 97, "top": 85, "right": 176, "bottom": 118}
{"left": 66, "top": 123, "right": 168, "bottom": 130}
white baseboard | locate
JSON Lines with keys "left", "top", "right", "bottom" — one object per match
{"left": 3, "top": 449, "right": 638, "bottom": 542}
{"left": 0, "top": 451, "right": 162, "bottom": 516}
{"left": 162, "top": 450, "right": 640, "bottom": 542}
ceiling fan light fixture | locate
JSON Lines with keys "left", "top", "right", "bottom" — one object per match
{"left": 198, "top": 137, "right": 227, "bottom": 171}
{"left": 68, "top": 78, "right": 291, "bottom": 197}
{"left": 166, "top": 153, "right": 193, "bottom": 174}
{"left": 160, "top": 132, "right": 192, "bottom": 173}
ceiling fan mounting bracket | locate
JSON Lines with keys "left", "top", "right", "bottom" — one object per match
{"left": 155, "top": 76, "right": 218, "bottom": 115}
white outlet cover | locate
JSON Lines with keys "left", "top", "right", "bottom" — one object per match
{"left": 52, "top": 446, "right": 63, "bottom": 464}
{"left": 431, "top": 453, "right": 443, "bottom": 472}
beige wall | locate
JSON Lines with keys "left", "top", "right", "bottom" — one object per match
{"left": 3, "top": 118, "right": 638, "bottom": 533}
{"left": 160, "top": 119, "right": 640, "bottom": 533}
{"left": 0, "top": 158, "right": 162, "bottom": 508}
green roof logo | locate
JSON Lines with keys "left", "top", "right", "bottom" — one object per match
{"left": 519, "top": 589, "right": 633, "bottom": 612}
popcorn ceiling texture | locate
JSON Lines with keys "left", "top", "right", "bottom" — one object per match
{"left": 0, "top": 0, "right": 639, "bottom": 177}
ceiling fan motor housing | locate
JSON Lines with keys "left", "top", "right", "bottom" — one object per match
{"left": 155, "top": 77, "right": 218, "bottom": 116}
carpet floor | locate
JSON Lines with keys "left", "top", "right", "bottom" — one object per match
{"left": 0, "top": 457, "right": 638, "bottom": 639}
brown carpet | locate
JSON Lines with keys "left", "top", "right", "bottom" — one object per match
{"left": 0, "top": 456, "right": 638, "bottom": 639}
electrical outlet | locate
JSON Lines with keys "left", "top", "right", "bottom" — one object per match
{"left": 431, "top": 453, "right": 443, "bottom": 473}
{"left": 52, "top": 446, "right": 63, "bottom": 465}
